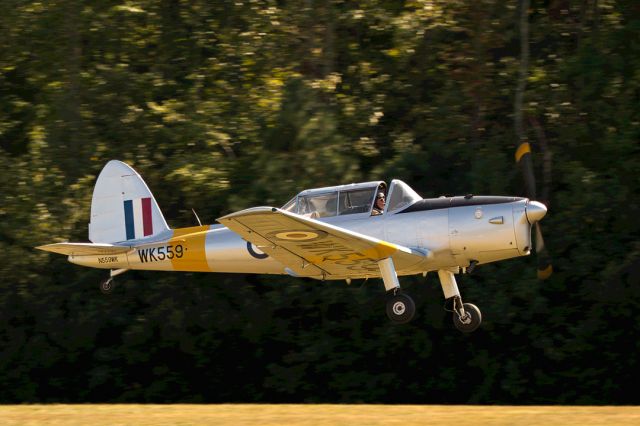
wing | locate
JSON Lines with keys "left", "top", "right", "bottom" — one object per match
{"left": 218, "top": 207, "right": 428, "bottom": 278}
{"left": 36, "top": 242, "right": 132, "bottom": 256}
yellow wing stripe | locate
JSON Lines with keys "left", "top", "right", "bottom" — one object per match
{"left": 170, "top": 225, "right": 210, "bottom": 272}
{"left": 361, "top": 241, "right": 399, "bottom": 260}
{"left": 515, "top": 142, "right": 531, "bottom": 163}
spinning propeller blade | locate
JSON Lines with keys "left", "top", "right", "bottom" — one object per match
{"left": 516, "top": 140, "right": 553, "bottom": 279}
{"left": 534, "top": 223, "right": 553, "bottom": 280}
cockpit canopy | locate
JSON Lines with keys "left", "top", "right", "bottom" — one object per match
{"left": 281, "top": 180, "right": 422, "bottom": 218}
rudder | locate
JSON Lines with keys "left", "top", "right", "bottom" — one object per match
{"left": 89, "top": 160, "right": 170, "bottom": 243}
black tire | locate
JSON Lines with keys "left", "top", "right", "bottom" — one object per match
{"left": 386, "top": 293, "right": 416, "bottom": 324}
{"left": 100, "top": 278, "right": 114, "bottom": 294}
{"left": 453, "top": 303, "right": 482, "bottom": 333}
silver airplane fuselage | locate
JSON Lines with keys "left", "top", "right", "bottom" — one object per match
{"left": 70, "top": 196, "right": 542, "bottom": 280}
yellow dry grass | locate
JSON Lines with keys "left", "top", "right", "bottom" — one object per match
{"left": 1, "top": 404, "right": 639, "bottom": 426}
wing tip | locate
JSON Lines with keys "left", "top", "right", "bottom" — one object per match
{"left": 35, "top": 243, "right": 65, "bottom": 252}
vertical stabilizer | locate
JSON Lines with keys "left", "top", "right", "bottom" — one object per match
{"left": 89, "top": 160, "right": 170, "bottom": 243}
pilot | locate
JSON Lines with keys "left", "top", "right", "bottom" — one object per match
{"left": 371, "top": 192, "right": 386, "bottom": 216}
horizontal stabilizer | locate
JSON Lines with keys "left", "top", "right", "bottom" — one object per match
{"left": 36, "top": 242, "right": 132, "bottom": 256}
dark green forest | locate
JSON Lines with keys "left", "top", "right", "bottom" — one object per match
{"left": 1, "top": 0, "right": 639, "bottom": 403}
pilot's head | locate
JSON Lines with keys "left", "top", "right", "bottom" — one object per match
{"left": 376, "top": 192, "right": 385, "bottom": 207}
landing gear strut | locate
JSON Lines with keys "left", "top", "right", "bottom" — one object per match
{"left": 438, "top": 269, "right": 482, "bottom": 333}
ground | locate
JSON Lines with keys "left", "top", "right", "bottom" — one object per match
{"left": 2, "top": 404, "right": 640, "bottom": 425}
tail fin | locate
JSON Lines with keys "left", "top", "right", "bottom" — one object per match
{"left": 89, "top": 160, "right": 170, "bottom": 243}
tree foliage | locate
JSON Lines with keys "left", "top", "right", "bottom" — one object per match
{"left": 1, "top": 0, "right": 639, "bottom": 403}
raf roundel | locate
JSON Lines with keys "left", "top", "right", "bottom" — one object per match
{"left": 274, "top": 231, "right": 320, "bottom": 241}
{"left": 246, "top": 242, "right": 269, "bottom": 259}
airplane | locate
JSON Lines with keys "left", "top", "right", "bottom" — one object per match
{"left": 37, "top": 159, "right": 549, "bottom": 332}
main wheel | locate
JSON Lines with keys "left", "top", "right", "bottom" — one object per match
{"left": 99, "top": 278, "right": 115, "bottom": 294}
{"left": 386, "top": 293, "right": 416, "bottom": 324}
{"left": 453, "top": 303, "right": 482, "bottom": 333}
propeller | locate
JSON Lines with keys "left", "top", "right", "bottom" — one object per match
{"left": 516, "top": 140, "right": 553, "bottom": 280}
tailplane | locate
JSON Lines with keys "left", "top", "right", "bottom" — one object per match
{"left": 89, "top": 160, "right": 170, "bottom": 243}
{"left": 36, "top": 242, "right": 132, "bottom": 256}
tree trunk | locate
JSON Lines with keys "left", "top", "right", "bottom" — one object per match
{"left": 514, "top": 0, "right": 536, "bottom": 199}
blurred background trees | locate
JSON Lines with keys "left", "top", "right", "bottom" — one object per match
{"left": 1, "top": 0, "right": 638, "bottom": 403}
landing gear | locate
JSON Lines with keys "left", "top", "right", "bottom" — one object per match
{"left": 451, "top": 297, "right": 482, "bottom": 333}
{"left": 378, "top": 257, "right": 417, "bottom": 324}
{"left": 99, "top": 268, "right": 128, "bottom": 294}
{"left": 99, "top": 277, "right": 115, "bottom": 294}
{"left": 386, "top": 291, "right": 416, "bottom": 324}
{"left": 438, "top": 269, "right": 482, "bottom": 333}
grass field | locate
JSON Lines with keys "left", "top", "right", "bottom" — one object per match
{"left": 2, "top": 404, "right": 640, "bottom": 425}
